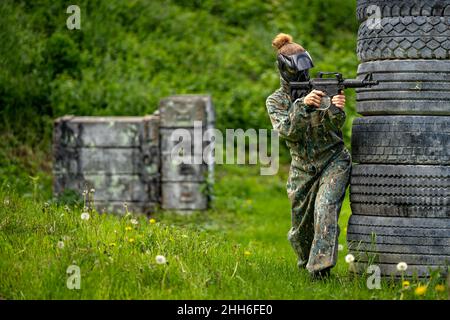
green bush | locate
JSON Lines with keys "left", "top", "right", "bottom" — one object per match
{"left": 0, "top": 0, "right": 359, "bottom": 193}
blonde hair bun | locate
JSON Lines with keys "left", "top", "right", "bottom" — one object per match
{"left": 272, "top": 33, "right": 293, "bottom": 50}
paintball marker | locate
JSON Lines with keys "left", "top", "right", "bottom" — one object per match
{"left": 289, "top": 72, "right": 379, "bottom": 110}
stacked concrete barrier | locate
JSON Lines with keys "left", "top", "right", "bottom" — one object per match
{"left": 53, "top": 94, "right": 215, "bottom": 214}
{"left": 53, "top": 115, "right": 160, "bottom": 214}
{"left": 347, "top": 0, "right": 450, "bottom": 277}
{"left": 159, "top": 95, "right": 215, "bottom": 212}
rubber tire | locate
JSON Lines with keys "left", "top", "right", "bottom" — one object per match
{"left": 356, "top": 60, "right": 450, "bottom": 115}
{"left": 358, "top": 16, "right": 450, "bottom": 62}
{"left": 347, "top": 215, "right": 450, "bottom": 276}
{"left": 351, "top": 116, "right": 450, "bottom": 165}
{"left": 356, "top": 0, "right": 450, "bottom": 22}
{"left": 350, "top": 164, "right": 450, "bottom": 218}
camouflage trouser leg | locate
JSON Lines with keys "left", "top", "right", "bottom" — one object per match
{"left": 287, "top": 150, "right": 351, "bottom": 272}
{"left": 287, "top": 168, "right": 319, "bottom": 269}
{"left": 306, "top": 150, "right": 351, "bottom": 272}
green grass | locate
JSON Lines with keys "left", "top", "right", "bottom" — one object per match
{"left": 0, "top": 165, "right": 448, "bottom": 300}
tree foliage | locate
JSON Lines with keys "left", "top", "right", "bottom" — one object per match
{"left": 0, "top": 0, "right": 359, "bottom": 149}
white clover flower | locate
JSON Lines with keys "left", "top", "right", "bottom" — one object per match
{"left": 155, "top": 255, "right": 167, "bottom": 265}
{"left": 397, "top": 262, "right": 408, "bottom": 272}
{"left": 4, "top": 198, "right": 10, "bottom": 206}
{"left": 57, "top": 241, "right": 65, "bottom": 249}
{"left": 131, "top": 219, "right": 138, "bottom": 225}
{"left": 90, "top": 188, "right": 95, "bottom": 193}
{"left": 338, "top": 244, "right": 344, "bottom": 251}
{"left": 345, "top": 254, "right": 355, "bottom": 263}
{"left": 81, "top": 212, "right": 90, "bottom": 220}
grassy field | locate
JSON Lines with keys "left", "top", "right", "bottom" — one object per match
{"left": 0, "top": 164, "right": 448, "bottom": 300}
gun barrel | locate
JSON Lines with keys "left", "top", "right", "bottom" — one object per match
{"left": 289, "top": 81, "right": 312, "bottom": 90}
{"left": 343, "top": 79, "right": 379, "bottom": 88}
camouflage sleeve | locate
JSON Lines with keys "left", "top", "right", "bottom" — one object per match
{"left": 266, "top": 94, "right": 311, "bottom": 142}
{"left": 325, "top": 105, "right": 346, "bottom": 130}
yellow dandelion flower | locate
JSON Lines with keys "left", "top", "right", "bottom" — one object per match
{"left": 414, "top": 285, "right": 427, "bottom": 296}
{"left": 125, "top": 226, "right": 132, "bottom": 231}
{"left": 435, "top": 284, "right": 445, "bottom": 293}
{"left": 149, "top": 218, "right": 156, "bottom": 224}
{"left": 128, "top": 238, "right": 135, "bottom": 243}
{"left": 402, "top": 281, "right": 410, "bottom": 289}
{"left": 244, "top": 251, "right": 251, "bottom": 256}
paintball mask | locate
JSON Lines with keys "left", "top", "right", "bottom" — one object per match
{"left": 277, "top": 51, "right": 314, "bottom": 83}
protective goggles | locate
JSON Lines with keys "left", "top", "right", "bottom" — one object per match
{"left": 277, "top": 51, "right": 314, "bottom": 82}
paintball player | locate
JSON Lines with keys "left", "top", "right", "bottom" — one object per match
{"left": 266, "top": 33, "right": 351, "bottom": 279}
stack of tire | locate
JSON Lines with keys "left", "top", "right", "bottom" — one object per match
{"left": 347, "top": 0, "right": 450, "bottom": 277}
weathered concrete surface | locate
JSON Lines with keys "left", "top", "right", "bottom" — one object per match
{"left": 160, "top": 127, "right": 212, "bottom": 154}
{"left": 53, "top": 115, "right": 160, "bottom": 214}
{"left": 160, "top": 153, "right": 208, "bottom": 182}
{"left": 159, "top": 95, "right": 215, "bottom": 211}
{"left": 161, "top": 182, "right": 208, "bottom": 210}
{"left": 53, "top": 115, "right": 159, "bottom": 147}
{"left": 159, "top": 95, "right": 215, "bottom": 127}
{"left": 53, "top": 147, "right": 159, "bottom": 175}
{"left": 54, "top": 96, "right": 215, "bottom": 214}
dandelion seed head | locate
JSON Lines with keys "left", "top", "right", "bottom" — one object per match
{"left": 345, "top": 254, "right": 355, "bottom": 263}
{"left": 155, "top": 255, "right": 167, "bottom": 265}
{"left": 81, "top": 212, "right": 90, "bottom": 221}
{"left": 396, "top": 262, "right": 408, "bottom": 272}
{"left": 90, "top": 188, "right": 95, "bottom": 193}
{"left": 57, "top": 241, "right": 65, "bottom": 249}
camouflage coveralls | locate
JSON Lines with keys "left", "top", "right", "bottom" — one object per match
{"left": 266, "top": 78, "right": 351, "bottom": 273}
